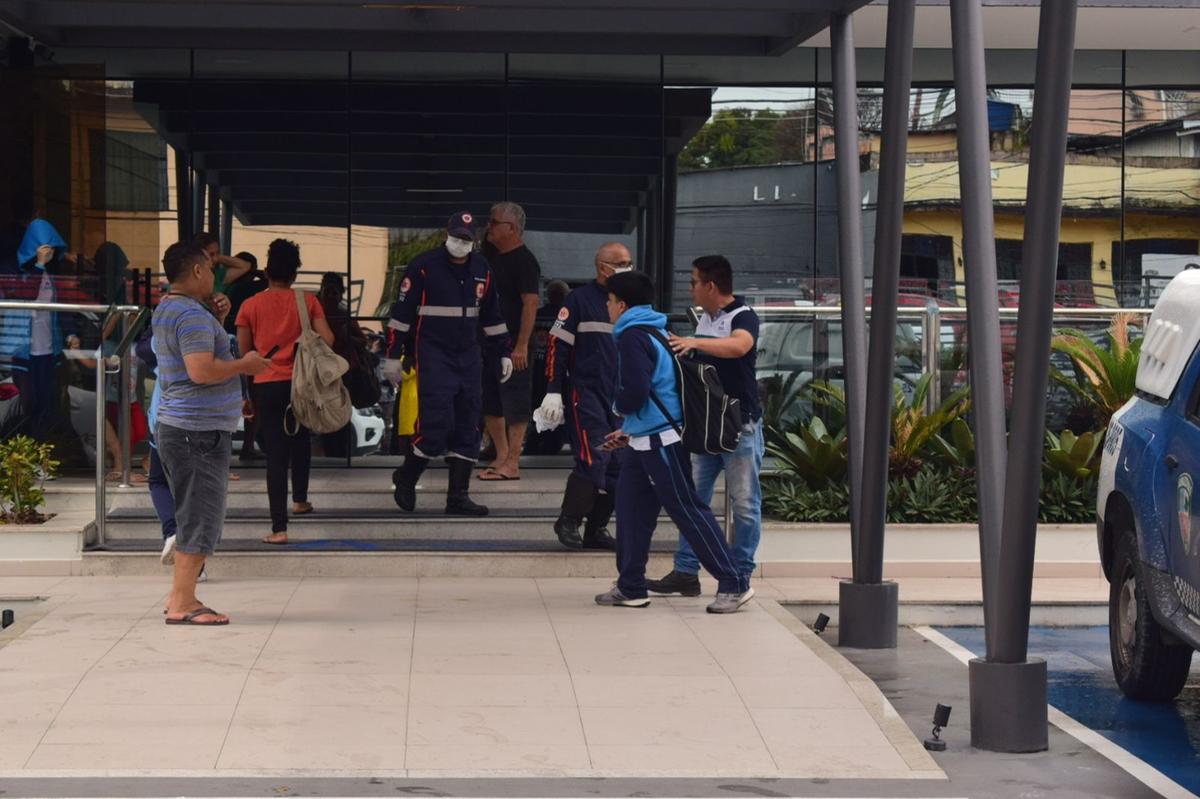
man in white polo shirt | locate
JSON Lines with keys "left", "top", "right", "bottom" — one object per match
{"left": 645, "top": 255, "right": 763, "bottom": 597}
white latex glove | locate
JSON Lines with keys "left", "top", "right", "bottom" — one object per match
{"left": 538, "top": 392, "right": 564, "bottom": 427}
{"left": 500, "top": 356, "right": 513, "bottom": 384}
{"left": 382, "top": 358, "right": 404, "bottom": 385}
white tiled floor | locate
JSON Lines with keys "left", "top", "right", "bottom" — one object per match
{"left": 0, "top": 575, "right": 942, "bottom": 779}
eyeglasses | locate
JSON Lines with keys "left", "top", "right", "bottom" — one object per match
{"left": 599, "top": 260, "right": 633, "bottom": 270}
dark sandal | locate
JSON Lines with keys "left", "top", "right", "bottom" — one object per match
{"left": 165, "top": 606, "right": 229, "bottom": 626}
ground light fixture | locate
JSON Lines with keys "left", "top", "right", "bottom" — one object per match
{"left": 812, "top": 613, "right": 830, "bottom": 634}
{"left": 1, "top": 609, "right": 13, "bottom": 629}
{"left": 924, "top": 703, "right": 952, "bottom": 751}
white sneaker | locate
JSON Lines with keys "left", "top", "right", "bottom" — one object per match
{"left": 706, "top": 586, "right": 755, "bottom": 614}
{"left": 160, "top": 535, "right": 176, "bottom": 565}
{"left": 197, "top": 565, "right": 208, "bottom": 583}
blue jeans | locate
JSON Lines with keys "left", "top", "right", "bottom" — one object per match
{"left": 674, "top": 419, "right": 764, "bottom": 579}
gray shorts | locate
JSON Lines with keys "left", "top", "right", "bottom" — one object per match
{"left": 155, "top": 423, "right": 231, "bottom": 556}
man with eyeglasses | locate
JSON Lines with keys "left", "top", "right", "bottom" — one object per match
{"left": 538, "top": 243, "right": 632, "bottom": 550}
{"left": 645, "top": 255, "right": 764, "bottom": 598}
{"left": 480, "top": 201, "right": 541, "bottom": 481}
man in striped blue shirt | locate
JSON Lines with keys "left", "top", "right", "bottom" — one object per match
{"left": 153, "top": 241, "right": 269, "bottom": 626}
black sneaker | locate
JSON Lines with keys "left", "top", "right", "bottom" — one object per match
{"left": 644, "top": 570, "right": 701, "bottom": 597}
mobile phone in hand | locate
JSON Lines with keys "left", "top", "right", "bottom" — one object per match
{"left": 263, "top": 344, "right": 281, "bottom": 359}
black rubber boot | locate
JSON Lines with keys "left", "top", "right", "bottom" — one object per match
{"left": 445, "top": 458, "right": 488, "bottom": 516}
{"left": 392, "top": 455, "right": 429, "bottom": 512}
{"left": 582, "top": 490, "right": 616, "bottom": 550}
{"left": 554, "top": 472, "right": 595, "bottom": 550}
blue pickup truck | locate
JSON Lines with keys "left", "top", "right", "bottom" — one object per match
{"left": 1098, "top": 269, "right": 1200, "bottom": 701}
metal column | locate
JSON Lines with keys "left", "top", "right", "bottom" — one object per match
{"left": 206, "top": 183, "right": 220, "bottom": 237}
{"left": 220, "top": 198, "right": 233, "bottom": 255}
{"left": 830, "top": 11, "right": 867, "bottom": 558}
{"left": 839, "top": 0, "right": 916, "bottom": 649}
{"left": 191, "top": 171, "right": 207, "bottom": 237}
{"left": 971, "top": 0, "right": 1078, "bottom": 754}
{"left": 174, "top": 149, "right": 191, "bottom": 241}
{"left": 660, "top": 155, "right": 679, "bottom": 313}
{"left": 949, "top": 0, "right": 1007, "bottom": 656}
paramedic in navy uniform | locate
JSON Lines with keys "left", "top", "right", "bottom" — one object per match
{"left": 538, "top": 242, "right": 632, "bottom": 550}
{"left": 383, "top": 212, "right": 512, "bottom": 516}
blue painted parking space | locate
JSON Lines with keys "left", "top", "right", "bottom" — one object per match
{"left": 939, "top": 626, "right": 1200, "bottom": 794}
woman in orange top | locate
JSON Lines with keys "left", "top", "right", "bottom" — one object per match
{"left": 235, "top": 239, "right": 334, "bottom": 545}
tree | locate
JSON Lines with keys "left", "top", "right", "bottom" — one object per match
{"left": 678, "top": 108, "right": 784, "bottom": 170}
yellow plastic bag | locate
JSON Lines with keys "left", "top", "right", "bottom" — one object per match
{"left": 397, "top": 368, "right": 419, "bottom": 435}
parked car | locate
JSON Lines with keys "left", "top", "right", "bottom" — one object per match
{"left": 1097, "top": 268, "right": 1200, "bottom": 701}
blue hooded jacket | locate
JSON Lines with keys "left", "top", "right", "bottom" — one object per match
{"left": 612, "top": 304, "right": 682, "bottom": 438}
{"left": 0, "top": 219, "right": 69, "bottom": 367}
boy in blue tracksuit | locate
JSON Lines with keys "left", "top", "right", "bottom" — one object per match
{"left": 594, "top": 271, "right": 754, "bottom": 614}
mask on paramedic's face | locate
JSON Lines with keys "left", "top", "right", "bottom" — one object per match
{"left": 445, "top": 236, "right": 473, "bottom": 259}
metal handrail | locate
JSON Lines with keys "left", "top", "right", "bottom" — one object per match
{"left": 0, "top": 299, "right": 144, "bottom": 546}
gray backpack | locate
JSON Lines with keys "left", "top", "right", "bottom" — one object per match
{"left": 288, "top": 289, "right": 352, "bottom": 434}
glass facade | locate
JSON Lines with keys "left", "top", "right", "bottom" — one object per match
{"left": 1, "top": 45, "right": 1196, "bottom": 467}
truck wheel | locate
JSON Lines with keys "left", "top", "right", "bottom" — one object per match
{"left": 1109, "top": 530, "right": 1193, "bottom": 700}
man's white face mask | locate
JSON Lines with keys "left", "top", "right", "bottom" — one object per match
{"left": 445, "top": 236, "right": 474, "bottom": 259}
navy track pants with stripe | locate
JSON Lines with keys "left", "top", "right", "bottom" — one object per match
{"left": 615, "top": 440, "right": 749, "bottom": 599}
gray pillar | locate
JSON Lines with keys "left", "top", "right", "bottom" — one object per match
{"left": 950, "top": 0, "right": 1007, "bottom": 657}
{"left": 830, "top": 12, "right": 867, "bottom": 556}
{"left": 220, "top": 199, "right": 233, "bottom": 255}
{"left": 174, "top": 149, "right": 191, "bottom": 241}
{"left": 971, "top": 0, "right": 1078, "bottom": 754}
{"left": 995, "top": 0, "right": 1078, "bottom": 664}
{"left": 840, "top": 0, "right": 915, "bottom": 650}
{"left": 637, "top": 204, "right": 647, "bottom": 273}
{"left": 191, "top": 170, "right": 207, "bottom": 238}
{"left": 660, "top": 155, "right": 679, "bottom": 313}
{"left": 207, "top": 183, "right": 220, "bottom": 238}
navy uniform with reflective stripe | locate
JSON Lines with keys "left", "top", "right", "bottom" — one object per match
{"left": 546, "top": 280, "right": 619, "bottom": 492}
{"left": 388, "top": 245, "right": 509, "bottom": 460}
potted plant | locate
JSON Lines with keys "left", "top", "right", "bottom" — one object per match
{"left": 0, "top": 435, "right": 85, "bottom": 573}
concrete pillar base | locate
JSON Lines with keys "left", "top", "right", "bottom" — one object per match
{"left": 837, "top": 580, "right": 898, "bottom": 649}
{"left": 969, "top": 657, "right": 1048, "bottom": 752}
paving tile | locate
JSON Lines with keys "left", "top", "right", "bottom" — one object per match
{"left": 411, "top": 651, "right": 569, "bottom": 676}
{"left": 572, "top": 674, "right": 744, "bottom": 709}
{"left": 405, "top": 744, "right": 590, "bottom": 771}
{"left": 240, "top": 671, "right": 409, "bottom": 707}
{"left": 408, "top": 673, "right": 576, "bottom": 708}
{"left": 750, "top": 706, "right": 903, "bottom": 764}
{"left": 587, "top": 743, "right": 778, "bottom": 773}
{"left": 0, "top": 702, "right": 62, "bottom": 768}
{"left": 28, "top": 703, "right": 234, "bottom": 769}
{"left": 70, "top": 668, "right": 247, "bottom": 706}
{"left": 580, "top": 705, "right": 762, "bottom": 747}
{"left": 407, "top": 705, "right": 585, "bottom": 747}
{"left": 217, "top": 703, "right": 407, "bottom": 770}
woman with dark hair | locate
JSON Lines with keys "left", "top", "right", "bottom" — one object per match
{"left": 317, "top": 271, "right": 373, "bottom": 456}
{"left": 235, "top": 239, "right": 334, "bottom": 545}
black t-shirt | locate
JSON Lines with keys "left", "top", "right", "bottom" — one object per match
{"left": 487, "top": 244, "right": 541, "bottom": 341}
{"left": 695, "top": 298, "right": 761, "bottom": 422}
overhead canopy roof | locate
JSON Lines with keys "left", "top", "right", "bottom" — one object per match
{"left": 1, "top": 1, "right": 871, "bottom": 57}
{"left": 5, "top": 0, "right": 871, "bottom": 232}
{"left": 135, "top": 80, "right": 713, "bottom": 233}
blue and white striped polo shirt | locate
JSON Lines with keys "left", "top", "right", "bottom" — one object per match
{"left": 151, "top": 294, "right": 243, "bottom": 433}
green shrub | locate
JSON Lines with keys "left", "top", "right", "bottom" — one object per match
{"left": 0, "top": 435, "right": 58, "bottom": 524}
{"left": 1039, "top": 471, "right": 1098, "bottom": 524}
{"left": 764, "top": 463, "right": 1095, "bottom": 525}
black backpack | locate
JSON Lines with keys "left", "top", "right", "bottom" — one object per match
{"left": 637, "top": 326, "right": 742, "bottom": 455}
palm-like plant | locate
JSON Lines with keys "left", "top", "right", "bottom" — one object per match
{"left": 1051, "top": 313, "right": 1142, "bottom": 430}
{"left": 764, "top": 415, "right": 848, "bottom": 488}
{"left": 805, "top": 375, "right": 971, "bottom": 477}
